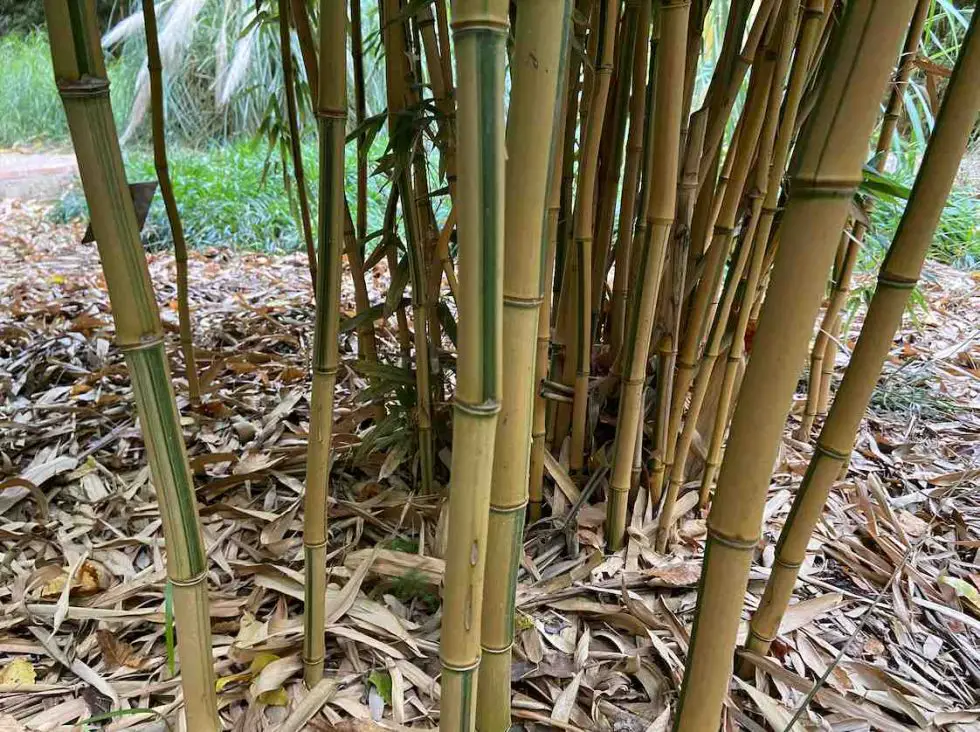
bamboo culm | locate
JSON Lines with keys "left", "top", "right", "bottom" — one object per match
{"left": 674, "top": 3, "right": 918, "bottom": 728}
{"left": 439, "top": 0, "right": 507, "bottom": 725}
{"left": 606, "top": 0, "right": 690, "bottom": 553}
{"left": 43, "top": 1, "right": 219, "bottom": 727}
{"left": 141, "top": 0, "right": 199, "bottom": 406}
{"left": 745, "top": 4, "right": 980, "bottom": 665}
{"left": 301, "top": 0, "right": 347, "bottom": 687}
{"left": 478, "top": 5, "right": 569, "bottom": 727}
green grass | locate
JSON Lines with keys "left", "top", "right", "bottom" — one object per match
{"left": 863, "top": 148, "right": 980, "bottom": 272}
{"left": 0, "top": 31, "right": 138, "bottom": 148}
{"left": 51, "top": 137, "right": 394, "bottom": 253}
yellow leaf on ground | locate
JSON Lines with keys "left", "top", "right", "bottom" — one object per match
{"left": 0, "top": 659, "right": 35, "bottom": 686}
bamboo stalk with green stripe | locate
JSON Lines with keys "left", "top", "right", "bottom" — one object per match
{"left": 674, "top": 2, "right": 917, "bottom": 727}
{"left": 43, "top": 2, "right": 218, "bottom": 728}
{"left": 302, "top": 0, "right": 347, "bottom": 687}
{"left": 478, "top": 4, "right": 569, "bottom": 726}
{"left": 439, "top": 0, "right": 507, "bottom": 727}
{"left": 141, "top": 0, "right": 199, "bottom": 406}
{"left": 606, "top": 0, "right": 691, "bottom": 553}
{"left": 745, "top": 3, "right": 980, "bottom": 666}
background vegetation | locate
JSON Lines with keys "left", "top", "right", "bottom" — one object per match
{"left": 0, "top": 0, "right": 976, "bottom": 266}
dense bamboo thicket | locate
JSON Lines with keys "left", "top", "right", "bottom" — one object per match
{"left": 43, "top": 0, "right": 980, "bottom": 728}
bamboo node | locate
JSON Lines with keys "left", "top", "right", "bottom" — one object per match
{"left": 706, "top": 525, "right": 759, "bottom": 551}
{"left": 748, "top": 626, "right": 777, "bottom": 643}
{"left": 787, "top": 177, "right": 861, "bottom": 199}
{"left": 814, "top": 442, "right": 849, "bottom": 461}
{"left": 168, "top": 569, "right": 208, "bottom": 588}
{"left": 503, "top": 294, "right": 544, "bottom": 309}
{"left": 316, "top": 107, "right": 347, "bottom": 120}
{"left": 773, "top": 555, "right": 803, "bottom": 570}
{"left": 877, "top": 274, "right": 917, "bottom": 290}
{"left": 118, "top": 335, "right": 165, "bottom": 353}
{"left": 441, "top": 658, "right": 480, "bottom": 673}
{"left": 452, "top": 19, "right": 510, "bottom": 35}
{"left": 454, "top": 399, "right": 501, "bottom": 417}
{"left": 56, "top": 76, "right": 110, "bottom": 98}
{"left": 489, "top": 499, "right": 529, "bottom": 514}
{"left": 304, "top": 538, "right": 329, "bottom": 549}
{"left": 302, "top": 655, "right": 325, "bottom": 667}
{"left": 480, "top": 642, "right": 513, "bottom": 655}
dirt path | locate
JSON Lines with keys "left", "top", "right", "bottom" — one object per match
{"left": 0, "top": 149, "right": 78, "bottom": 200}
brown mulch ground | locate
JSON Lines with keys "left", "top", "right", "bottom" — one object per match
{"left": 0, "top": 198, "right": 978, "bottom": 731}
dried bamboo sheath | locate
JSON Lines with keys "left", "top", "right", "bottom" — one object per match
{"left": 44, "top": 1, "right": 219, "bottom": 728}
{"left": 747, "top": 5, "right": 980, "bottom": 662}
{"left": 675, "top": 2, "right": 918, "bottom": 729}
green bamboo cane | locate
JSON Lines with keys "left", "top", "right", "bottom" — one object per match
{"left": 278, "top": 0, "right": 318, "bottom": 292}
{"left": 302, "top": 0, "right": 347, "bottom": 687}
{"left": 745, "top": 2, "right": 980, "bottom": 665}
{"left": 674, "top": 2, "right": 917, "bottom": 728}
{"left": 477, "top": 4, "right": 569, "bottom": 726}
{"left": 606, "top": 0, "right": 691, "bottom": 553}
{"left": 43, "top": 2, "right": 218, "bottom": 728}
{"left": 439, "top": 0, "right": 507, "bottom": 726}
{"left": 141, "top": 0, "right": 199, "bottom": 406}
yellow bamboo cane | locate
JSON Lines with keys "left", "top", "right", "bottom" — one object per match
{"left": 43, "top": 2, "right": 218, "bottom": 727}
{"left": 439, "top": 0, "right": 508, "bottom": 726}
{"left": 744, "top": 2, "right": 980, "bottom": 666}
{"left": 302, "top": 0, "right": 347, "bottom": 687}
{"left": 674, "top": 2, "right": 917, "bottom": 727}
{"left": 478, "top": 5, "right": 569, "bottom": 726}
{"left": 606, "top": 0, "right": 691, "bottom": 553}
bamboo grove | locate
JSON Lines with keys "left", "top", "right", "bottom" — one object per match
{"left": 43, "top": 0, "right": 979, "bottom": 729}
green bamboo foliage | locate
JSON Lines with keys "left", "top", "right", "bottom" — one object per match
{"left": 674, "top": 2, "right": 917, "bottom": 728}
{"left": 478, "top": 5, "right": 568, "bottom": 726}
{"left": 798, "top": 0, "right": 931, "bottom": 438}
{"left": 569, "top": 0, "right": 619, "bottom": 472}
{"left": 439, "top": 0, "right": 507, "bottom": 726}
{"left": 699, "top": 0, "right": 825, "bottom": 503}
{"left": 302, "top": 0, "right": 346, "bottom": 687}
{"left": 381, "top": 0, "right": 435, "bottom": 493}
{"left": 43, "top": 1, "right": 218, "bottom": 728}
{"left": 278, "top": 0, "right": 318, "bottom": 290}
{"left": 746, "top": 4, "right": 980, "bottom": 663}
{"left": 141, "top": 0, "right": 199, "bottom": 406}
{"left": 606, "top": 0, "right": 690, "bottom": 553}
